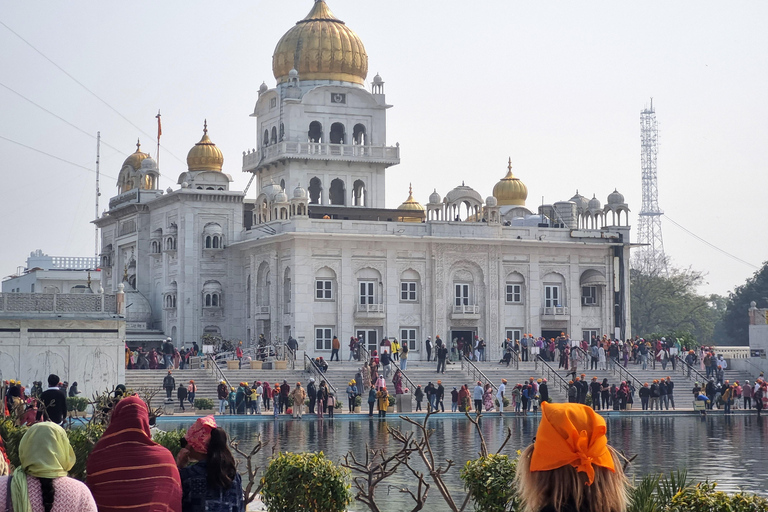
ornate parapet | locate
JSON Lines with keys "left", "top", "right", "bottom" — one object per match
{"left": 0, "top": 293, "right": 117, "bottom": 316}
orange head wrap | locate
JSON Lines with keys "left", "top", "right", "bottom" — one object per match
{"left": 529, "top": 402, "right": 615, "bottom": 485}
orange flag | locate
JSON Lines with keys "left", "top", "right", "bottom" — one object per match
{"left": 156, "top": 110, "right": 162, "bottom": 139}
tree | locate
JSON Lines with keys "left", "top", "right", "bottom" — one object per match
{"left": 630, "top": 256, "right": 724, "bottom": 345}
{"left": 722, "top": 260, "right": 768, "bottom": 344}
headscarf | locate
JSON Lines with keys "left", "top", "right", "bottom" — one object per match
{"left": 10, "top": 423, "right": 75, "bottom": 512}
{"left": 529, "top": 402, "right": 615, "bottom": 485}
{"left": 87, "top": 395, "right": 182, "bottom": 512}
{"left": 185, "top": 415, "right": 216, "bottom": 454}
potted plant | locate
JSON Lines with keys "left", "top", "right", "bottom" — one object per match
{"left": 386, "top": 395, "right": 394, "bottom": 414}
{"left": 461, "top": 453, "right": 519, "bottom": 512}
{"left": 354, "top": 395, "right": 362, "bottom": 413}
{"left": 194, "top": 398, "right": 215, "bottom": 414}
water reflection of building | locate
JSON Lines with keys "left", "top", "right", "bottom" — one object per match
{"left": 95, "top": 1, "right": 632, "bottom": 360}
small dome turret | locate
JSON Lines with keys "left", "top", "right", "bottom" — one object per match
{"left": 588, "top": 194, "right": 602, "bottom": 210}
{"left": 274, "top": 190, "right": 289, "bottom": 203}
{"left": 186, "top": 120, "right": 224, "bottom": 172}
{"left": 429, "top": 189, "right": 441, "bottom": 204}
{"left": 486, "top": 196, "right": 497, "bottom": 207}
{"left": 294, "top": 183, "right": 308, "bottom": 199}
{"left": 140, "top": 156, "right": 158, "bottom": 172}
{"left": 607, "top": 189, "right": 625, "bottom": 205}
{"left": 398, "top": 184, "right": 425, "bottom": 212}
{"left": 258, "top": 82, "right": 269, "bottom": 95}
{"left": 122, "top": 139, "right": 150, "bottom": 171}
{"left": 492, "top": 158, "right": 528, "bottom": 206}
{"left": 569, "top": 190, "right": 589, "bottom": 212}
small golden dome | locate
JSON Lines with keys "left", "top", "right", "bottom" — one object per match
{"left": 272, "top": 1, "right": 368, "bottom": 86}
{"left": 398, "top": 184, "right": 425, "bottom": 222}
{"left": 187, "top": 120, "right": 224, "bottom": 172}
{"left": 122, "top": 139, "right": 150, "bottom": 170}
{"left": 493, "top": 158, "right": 528, "bottom": 206}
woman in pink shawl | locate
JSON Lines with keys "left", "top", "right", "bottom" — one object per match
{"left": 392, "top": 370, "right": 404, "bottom": 395}
{"left": 148, "top": 348, "right": 159, "bottom": 369}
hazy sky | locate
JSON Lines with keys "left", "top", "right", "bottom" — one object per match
{"left": 1, "top": 1, "right": 766, "bottom": 297}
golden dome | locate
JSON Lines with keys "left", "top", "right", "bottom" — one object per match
{"left": 122, "top": 140, "right": 150, "bottom": 170}
{"left": 493, "top": 158, "right": 528, "bottom": 206}
{"left": 186, "top": 120, "right": 224, "bottom": 172}
{"left": 272, "top": 1, "right": 368, "bottom": 86}
{"left": 397, "top": 184, "right": 425, "bottom": 222}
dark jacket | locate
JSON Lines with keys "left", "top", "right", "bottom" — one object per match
{"left": 180, "top": 459, "right": 245, "bottom": 512}
{"left": 163, "top": 374, "right": 176, "bottom": 389}
{"left": 217, "top": 383, "right": 228, "bottom": 400}
{"left": 38, "top": 388, "right": 67, "bottom": 424}
{"left": 178, "top": 386, "right": 188, "bottom": 401}
{"left": 436, "top": 384, "right": 445, "bottom": 401}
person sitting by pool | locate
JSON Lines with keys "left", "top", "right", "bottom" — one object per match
{"left": 176, "top": 416, "right": 244, "bottom": 512}
{"left": 515, "top": 402, "right": 628, "bottom": 512}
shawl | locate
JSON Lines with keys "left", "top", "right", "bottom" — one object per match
{"left": 12, "top": 422, "right": 75, "bottom": 512}
{"left": 185, "top": 416, "right": 216, "bottom": 455}
{"left": 87, "top": 396, "right": 181, "bottom": 512}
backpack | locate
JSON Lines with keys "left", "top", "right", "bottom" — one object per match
{"left": 568, "top": 386, "right": 577, "bottom": 399}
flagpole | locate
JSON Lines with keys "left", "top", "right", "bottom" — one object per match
{"left": 95, "top": 131, "right": 101, "bottom": 258}
{"left": 155, "top": 110, "right": 162, "bottom": 170}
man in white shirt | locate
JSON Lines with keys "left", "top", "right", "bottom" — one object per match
{"left": 496, "top": 379, "right": 507, "bottom": 415}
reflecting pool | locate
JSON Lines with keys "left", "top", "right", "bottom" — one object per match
{"left": 159, "top": 414, "right": 768, "bottom": 511}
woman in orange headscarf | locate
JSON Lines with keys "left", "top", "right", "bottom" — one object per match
{"left": 514, "top": 402, "right": 628, "bottom": 512}
{"left": 87, "top": 395, "right": 182, "bottom": 512}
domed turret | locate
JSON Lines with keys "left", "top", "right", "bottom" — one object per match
{"left": 294, "top": 183, "right": 308, "bottom": 199}
{"left": 569, "top": 190, "right": 589, "bottom": 212}
{"left": 486, "top": 196, "right": 498, "bottom": 207}
{"left": 258, "top": 82, "right": 269, "bottom": 95}
{"left": 187, "top": 120, "right": 224, "bottom": 172}
{"left": 492, "top": 158, "right": 528, "bottom": 206}
{"left": 397, "top": 184, "right": 425, "bottom": 222}
{"left": 140, "top": 156, "right": 158, "bottom": 172}
{"left": 607, "top": 189, "right": 625, "bottom": 205}
{"left": 274, "top": 190, "right": 289, "bottom": 203}
{"left": 429, "top": 189, "right": 441, "bottom": 204}
{"left": 588, "top": 194, "right": 602, "bottom": 211}
{"left": 272, "top": 1, "right": 368, "bottom": 86}
{"left": 122, "top": 140, "right": 151, "bottom": 171}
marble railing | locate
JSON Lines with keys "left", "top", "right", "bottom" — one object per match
{"left": 0, "top": 293, "right": 117, "bottom": 314}
{"left": 243, "top": 141, "right": 400, "bottom": 171}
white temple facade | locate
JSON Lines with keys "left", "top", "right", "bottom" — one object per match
{"left": 95, "top": 1, "right": 632, "bottom": 361}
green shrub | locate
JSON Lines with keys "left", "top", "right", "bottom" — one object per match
{"left": 66, "top": 396, "right": 89, "bottom": 412}
{"left": 66, "top": 423, "right": 105, "bottom": 481}
{"left": 194, "top": 398, "right": 214, "bottom": 410}
{"left": 460, "top": 453, "right": 518, "bottom": 512}
{"left": 354, "top": 395, "right": 362, "bottom": 407}
{"left": 334, "top": 400, "right": 342, "bottom": 409}
{"left": 0, "top": 418, "right": 27, "bottom": 469}
{"left": 667, "top": 481, "right": 768, "bottom": 512}
{"left": 153, "top": 428, "right": 186, "bottom": 459}
{"left": 261, "top": 452, "right": 351, "bottom": 512}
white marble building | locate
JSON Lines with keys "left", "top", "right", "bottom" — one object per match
{"left": 94, "top": 1, "right": 632, "bottom": 361}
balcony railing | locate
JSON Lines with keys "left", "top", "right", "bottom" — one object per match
{"left": 357, "top": 303, "right": 385, "bottom": 313}
{"left": 0, "top": 293, "right": 116, "bottom": 314}
{"left": 542, "top": 306, "right": 569, "bottom": 316}
{"left": 243, "top": 141, "right": 400, "bottom": 171}
{"left": 453, "top": 304, "right": 480, "bottom": 315}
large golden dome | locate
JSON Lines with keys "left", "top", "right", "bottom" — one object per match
{"left": 122, "top": 140, "right": 150, "bottom": 170}
{"left": 493, "top": 158, "right": 528, "bottom": 206}
{"left": 187, "top": 121, "right": 224, "bottom": 172}
{"left": 272, "top": 1, "right": 368, "bottom": 86}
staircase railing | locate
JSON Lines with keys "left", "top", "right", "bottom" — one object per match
{"left": 206, "top": 354, "right": 232, "bottom": 390}
{"left": 674, "top": 355, "right": 708, "bottom": 382}
{"left": 304, "top": 353, "right": 337, "bottom": 394}
{"left": 612, "top": 360, "right": 643, "bottom": 390}
{"left": 535, "top": 355, "right": 570, "bottom": 395}
{"left": 741, "top": 357, "right": 767, "bottom": 379}
{"left": 571, "top": 346, "right": 591, "bottom": 372}
{"left": 390, "top": 359, "right": 417, "bottom": 393}
{"left": 461, "top": 356, "right": 498, "bottom": 392}
{"left": 358, "top": 344, "right": 371, "bottom": 364}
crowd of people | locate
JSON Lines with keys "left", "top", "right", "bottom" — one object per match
{"left": 0, "top": 389, "right": 245, "bottom": 511}
{"left": 126, "top": 338, "right": 202, "bottom": 370}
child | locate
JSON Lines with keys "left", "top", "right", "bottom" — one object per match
{"left": 531, "top": 394, "right": 540, "bottom": 413}
{"left": 327, "top": 393, "right": 335, "bottom": 418}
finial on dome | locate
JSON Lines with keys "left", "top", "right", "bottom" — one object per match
{"left": 203, "top": 119, "right": 208, "bottom": 135}
{"left": 136, "top": 139, "right": 141, "bottom": 152}
{"left": 508, "top": 157, "right": 512, "bottom": 172}
{"left": 409, "top": 183, "right": 413, "bottom": 196}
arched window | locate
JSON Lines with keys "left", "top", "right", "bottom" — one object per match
{"left": 203, "top": 281, "right": 223, "bottom": 309}
{"left": 279, "top": 123, "right": 284, "bottom": 141}
{"left": 353, "top": 124, "right": 366, "bottom": 145}
{"left": 263, "top": 129, "right": 269, "bottom": 146}
{"left": 308, "top": 121, "right": 322, "bottom": 143}
{"left": 280, "top": 179, "right": 285, "bottom": 191}
{"left": 309, "top": 177, "right": 322, "bottom": 204}
{"left": 353, "top": 180, "right": 366, "bottom": 206}
{"left": 330, "top": 122, "right": 345, "bottom": 144}
{"left": 271, "top": 127, "right": 277, "bottom": 144}
{"left": 330, "top": 178, "right": 345, "bottom": 205}
{"left": 203, "top": 223, "right": 223, "bottom": 250}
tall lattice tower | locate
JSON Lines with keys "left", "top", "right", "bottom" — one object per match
{"left": 637, "top": 99, "right": 666, "bottom": 271}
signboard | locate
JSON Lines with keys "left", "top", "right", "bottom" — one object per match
{"left": 750, "top": 349, "right": 766, "bottom": 359}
